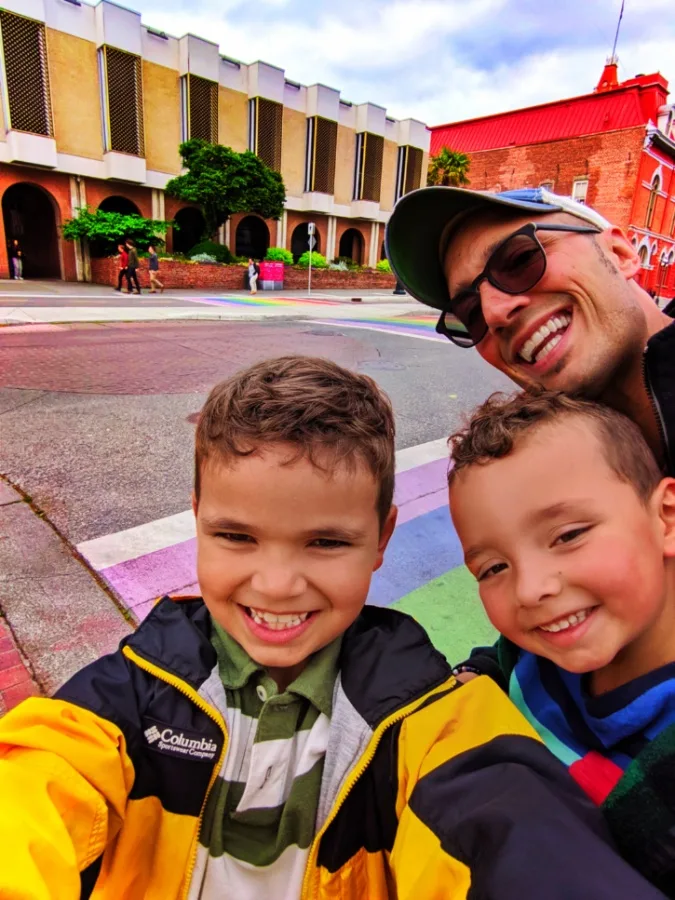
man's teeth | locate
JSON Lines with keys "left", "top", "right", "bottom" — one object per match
{"left": 519, "top": 313, "right": 571, "bottom": 364}
{"left": 248, "top": 608, "right": 310, "bottom": 630}
{"left": 539, "top": 608, "right": 590, "bottom": 633}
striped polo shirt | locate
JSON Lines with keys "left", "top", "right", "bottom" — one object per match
{"left": 188, "top": 623, "right": 341, "bottom": 899}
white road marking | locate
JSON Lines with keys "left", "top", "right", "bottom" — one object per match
{"left": 76, "top": 437, "right": 450, "bottom": 570}
{"left": 301, "top": 318, "right": 444, "bottom": 342}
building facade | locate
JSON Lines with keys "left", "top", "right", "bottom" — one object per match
{"left": 0, "top": 0, "right": 430, "bottom": 280}
{"left": 430, "top": 62, "right": 675, "bottom": 298}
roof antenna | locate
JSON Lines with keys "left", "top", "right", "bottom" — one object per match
{"left": 611, "top": 0, "right": 625, "bottom": 62}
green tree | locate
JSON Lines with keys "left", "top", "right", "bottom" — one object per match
{"left": 165, "top": 139, "right": 286, "bottom": 239}
{"left": 427, "top": 148, "right": 471, "bottom": 187}
{"left": 62, "top": 208, "right": 173, "bottom": 256}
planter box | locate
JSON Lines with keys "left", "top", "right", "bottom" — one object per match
{"left": 89, "top": 257, "right": 396, "bottom": 292}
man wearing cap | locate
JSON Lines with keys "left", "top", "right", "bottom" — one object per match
{"left": 386, "top": 187, "right": 675, "bottom": 475}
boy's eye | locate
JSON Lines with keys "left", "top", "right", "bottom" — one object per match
{"left": 216, "top": 532, "right": 254, "bottom": 544}
{"left": 554, "top": 526, "right": 591, "bottom": 546}
{"left": 310, "top": 538, "right": 350, "bottom": 549}
{"left": 477, "top": 562, "right": 508, "bottom": 581}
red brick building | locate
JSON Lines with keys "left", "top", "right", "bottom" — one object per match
{"left": 431, "top": 62, "right": 675, "bottom": 298}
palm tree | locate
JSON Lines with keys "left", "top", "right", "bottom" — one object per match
{"left": 427, "top": 148, "right": 471, "bottom": 187}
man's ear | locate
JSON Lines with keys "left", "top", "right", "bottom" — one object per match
{"left": 655, "top": 479, "right": 675, "bottom": 557}
{"left": 601, "top": 226, "right": 641, "bottom": 280}
{"left": 374, "top": 506, "right": 398, "bottom": 571}
{"left": 192, "top": 490, "right": 198, "bottom": 519}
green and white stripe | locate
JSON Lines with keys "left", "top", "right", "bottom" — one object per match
{"left": 187, "top": 624, "right": 341, "bottom": 900}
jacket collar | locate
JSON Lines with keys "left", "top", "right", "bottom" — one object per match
{"left": 125, "top": 598, "right": 451, "bottom": 725}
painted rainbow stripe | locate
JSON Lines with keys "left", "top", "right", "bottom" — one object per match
{"left": 182, "top": 294, "right": 340, "bottom": 308}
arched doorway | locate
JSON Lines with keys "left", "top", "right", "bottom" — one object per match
{"left": 98, "top": 196, "right": 141, "bottom": 216}
{"left": 380, "top": 240, "right": 387, "bottom": 260}
{"left": 338, "top": 228, "right": 364, "bottom": 265}
{"left": 235, "top": 216, "right": 270, "bottom": 260}
{"left": 3, "top": 183, "right": 61, "bottom": 279}
{"left": 290, "top": 223, "right": 321, "bottom": 262}
{"left": 172, "top": 207, "right": 206, "bottom": 254}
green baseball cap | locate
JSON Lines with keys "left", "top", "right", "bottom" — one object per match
{"left": 384, "top": 186, "right": 610, "bottom": 312}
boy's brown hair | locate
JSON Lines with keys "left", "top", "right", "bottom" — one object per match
{"left": 195, "top": 355, "right": 396, "bottom": 526}
{"left": 448, "top": 389, "right": 662, "bottom": 502}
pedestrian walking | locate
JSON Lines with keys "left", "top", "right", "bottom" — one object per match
{"left": 114, "top": 243, "right": 130, "bottom": 293}
{"left": 9, "top": 238, "right": 23, "bottom": 280}
{"left": 147, "top": 244, "right": 164, "bottom": 293}
{"left": 248, "top": 257, "right": 260, "bottom": 294}
{"left": 125, "top": 239, "right": 141, "bottom": 295}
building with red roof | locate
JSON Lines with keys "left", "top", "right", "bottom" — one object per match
{"left": 430, "top": 61, "right": 675, "bottom": 298}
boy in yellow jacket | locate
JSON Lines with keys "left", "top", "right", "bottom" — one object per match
{"left": 0, "top": 357, "right": 666, "bottom": 899}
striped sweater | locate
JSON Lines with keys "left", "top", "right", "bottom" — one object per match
{"left": 502, "top": 638, "right": 675, "bottom": 896}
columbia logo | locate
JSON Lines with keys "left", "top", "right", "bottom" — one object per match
{"left": 144, "top": 725, "right": 161, "bottom": 744}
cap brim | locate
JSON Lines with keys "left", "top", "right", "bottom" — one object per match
{"left": 384, "top": 187, "right": 563, "bottom": 312}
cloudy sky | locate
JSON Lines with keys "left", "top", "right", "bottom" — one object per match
{"left": 129, "top": 0, "right": 675, "bottom": 126}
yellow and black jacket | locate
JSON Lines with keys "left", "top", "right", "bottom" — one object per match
{"left": 0, "top": 598, "right": 666, "bottom": 899}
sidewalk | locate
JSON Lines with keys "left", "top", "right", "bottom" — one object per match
{"left": 0, "top": 478, "right": 132, "bottom": 716}
{"left": 0, "top": 280, "right": 420, "bottom": 326}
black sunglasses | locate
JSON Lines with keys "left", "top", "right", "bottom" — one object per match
{"left": 436, "top": 222, "right": 601, "bottom": 348}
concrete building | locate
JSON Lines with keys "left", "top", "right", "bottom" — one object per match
{"left": 0, "top": 0, "right": 430, "bottom": 280}
{"left": 431, "top": 62, "right": 675, "bottom": 298}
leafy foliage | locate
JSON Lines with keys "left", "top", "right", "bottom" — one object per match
{"left": 376, "top": 258, "right": 391, "bottom": 273}
{"left": 332, "top": 255, "right": 359, "bottom": 270}
{"left": 62, "top": 207, "right": 172, "bottom": 255}
{"left": 296, "top": 251, "right": 328, "bottom": 269}
{"left": 190, "top": 253, "right": 218, "bottom": 264}
{"left": 165, "top": 139, "right": 286, "bottom": 238}
{"left": 265, "top": 246, "right": 294, "bottom": 265}
{"left": 427, "top": 148, "right": 471, "bottom": 187}
{"left": 188, "top": 240, "right": 236, "bottom": 264}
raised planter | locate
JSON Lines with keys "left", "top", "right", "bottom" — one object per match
{"left": 90, "top": 257, "right": 396, "bottom": 291}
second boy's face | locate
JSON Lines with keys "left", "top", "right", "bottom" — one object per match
{"left": 194, "top": 445, "right": 395, "bottom": 687}
{"left": 450, "top": 420, "right": 675, "bottom": 687}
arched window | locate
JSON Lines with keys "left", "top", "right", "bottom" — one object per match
{"left": 638, "top": 245, "right": 649, "bottom": 268}
{"left": 646, "top": 174, "right": 660, "bottom": 229}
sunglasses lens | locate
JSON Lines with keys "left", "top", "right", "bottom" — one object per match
{"left": 490, "top": 232, "right": 546, "bottom": 294}
{"left": 439, "top": 301, "right": 484, "bottom": 347}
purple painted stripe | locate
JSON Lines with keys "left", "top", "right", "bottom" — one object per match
{"left": 394, "top": 457, "right": 448, "bottom": 506}
{"left": 102, "top": 539, "right": 197, "bottom": 610}
{"left": 397, "top": 488, "right": 447, "bottom": 525}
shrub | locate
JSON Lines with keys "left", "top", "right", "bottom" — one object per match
{"left": 328, "top": 261, "right": 349, "bottom": 271}
{"left": 376, "top": 258, "right": 391, "bottom": 273}
{"left": 190, "top": 252, "right": 218, "bottom": 264}
{"left": 188, "top": 240, "right": 235, "bottom": 264}
{"left": 332, "top": 255, "right": 359, "bottom": 270}
{"left": 297, "top": 251, "right": 328, "bottom": 269}
{"left": 265, "top": 246, "right": 293, "bottom": 265}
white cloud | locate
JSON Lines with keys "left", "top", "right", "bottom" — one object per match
{"left": 128, "top": 0, "right": 675, "bottom": 126}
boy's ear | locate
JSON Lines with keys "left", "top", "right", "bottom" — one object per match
{"left": 655, "top": 479, "right": 675, "bottom": 557}
{"left": 374, "top": 506, "right": 397, "bottom": 572}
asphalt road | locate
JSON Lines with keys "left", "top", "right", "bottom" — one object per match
{"left": 0, "top": 315, "right": 510, "bottom": 662}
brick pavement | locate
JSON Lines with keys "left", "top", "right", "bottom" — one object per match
{"left": 0, "top": 614, "right": 40, "bottom": 716}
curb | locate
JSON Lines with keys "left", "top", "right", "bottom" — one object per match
{"left": 0, "top": 614, "right": 40, "bottom": 715}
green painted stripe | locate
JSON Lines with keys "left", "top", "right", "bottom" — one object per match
{"left": 509, "top": 670, "right": 580, "bottom": 767}
{"left": 392, "top": 565, "right": 497, "bottom": 666}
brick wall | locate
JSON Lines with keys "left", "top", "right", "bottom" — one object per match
{"left": 465, "top": 127, "right": 646, "bottom": 229}
{"left": 90, "top": 256, "right": 395, "bottom": 290}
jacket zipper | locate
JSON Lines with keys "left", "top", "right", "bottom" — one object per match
{"left": 122, "top": 645, "right": 229, "bottom": 900}
{"left": 642, "top": 349, "right": 670, "bottom": 468}
{"left": 299, "top": 676, "right": 457, "bottom": 900}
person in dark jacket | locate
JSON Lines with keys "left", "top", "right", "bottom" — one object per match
{"left": 125, "top": 239, "right": 141, "bottom": 295}
{"left": 147, "top": 244, "right": 164, "bottom": 293}
{"left": 0, "top": 356, "right": 665, "bottom": 900}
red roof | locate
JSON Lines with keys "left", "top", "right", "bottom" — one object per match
{"left": 430, "top": 81, "right": 662, "bottom": 156}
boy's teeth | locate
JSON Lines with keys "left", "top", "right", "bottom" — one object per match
{"left": 520, "top": 313, "right": 571, "bottom": 363}
{"left": 248, "top": 608, "right": 310, "bottom": 630}
{"left": 539, "top": 608, "right": 589, "bottom": 633}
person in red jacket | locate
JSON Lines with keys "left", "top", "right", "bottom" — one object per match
{"left": 115, "top": 243, "right": 130, "bottom": 293}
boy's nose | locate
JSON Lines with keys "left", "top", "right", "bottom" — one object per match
{"left": 250, "top": 564, "right": 307, "bottom": 602}
{"left": 515, "top": 567, "right": 563, "bottom": 608}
